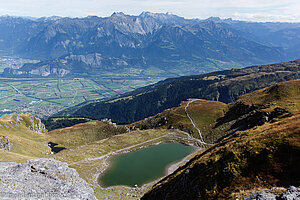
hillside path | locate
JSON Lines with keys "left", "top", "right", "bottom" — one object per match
{"left": 185, "top": 99, "right": 212, "bottom": 146}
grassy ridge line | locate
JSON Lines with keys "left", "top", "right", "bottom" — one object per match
{"left": 129, "top": 99, "right": 228, "bottom": 143}
{"left": 237, "top": 79, "right": 300, "bottom": 114}
{"left": 48, "top": 120, "right": 128, "bottom": 148}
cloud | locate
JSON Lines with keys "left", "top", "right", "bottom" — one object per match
{"left": 0, "top": 0, "right": 299, "bottom": 22}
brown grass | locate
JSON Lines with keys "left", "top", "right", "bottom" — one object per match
{"left": 143, "top": 114, "right": 300, "bottom": 199}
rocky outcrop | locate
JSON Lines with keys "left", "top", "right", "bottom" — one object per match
{"left": 0, "top": 158, "right": 97, "bottom": 200}
{"left": 215, "top": 101, "right": 291, "bottom": 134}
{"left": 280, "top": 186, "right": 300, "bottom": 200}
{"left": 26, "top": 115, "right": 46, "bottom": 133}
{"left": 246, "top": 186, "right": 300, "bottom": 200}
{"left": 0, "top": 136, "right": 13, "bottom": 151}
{"left": 246, "top": 191, "right": 277, "bottom": 200}
{"left": 0, "top": 115, "right": 46, "bottom": 133}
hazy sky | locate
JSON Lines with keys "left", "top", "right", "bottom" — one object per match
{"left": 0, "top": 0, "right": 300, "bottom": 22}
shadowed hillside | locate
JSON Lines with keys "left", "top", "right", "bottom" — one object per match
{"left": 56, "top": 59, "right": 300, "bottom": 123}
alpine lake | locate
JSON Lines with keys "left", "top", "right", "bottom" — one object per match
{"left": 99, "top": 142, "right": 195, "bottom": 187}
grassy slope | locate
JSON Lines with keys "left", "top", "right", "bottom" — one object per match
{"left": 130, "top": 99, "right": 228, "bottom": 141}
{"left": 142, "top": 79, "right": 300, "bottom": 199}
{"left": 0, "top": 150, "right": 36, "bottom": 163}
{"left": 143, "top": 114, "right": 300, "bottom": 200}
{"left": 0, "top": 114, "right": 51, "bottom": 161}
{"left": 238, "top": 79, "right": 300, "bottom": 114}
{"left": 0, "top": 115, "right": 132, "bottom": 163}
{"left": 48, "top": 120, "right": 128, "bottom": 148}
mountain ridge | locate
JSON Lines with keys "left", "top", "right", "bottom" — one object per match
{"left": 54, "top": 59, "right": 300, "bottom": 123}
{"left": 1, "top": 12, "right": 298, "bottom": 78}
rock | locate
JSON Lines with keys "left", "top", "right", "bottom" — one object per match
{"left": 0, "top": 158, "right": 97, "bottom": 200}
{"left": 0, "top": 136, "right": 14, "bottom": 151}
{"left": 26, "top": 116, "right": 46, "bottom": 133}
{"left": 16, "top": 116, "right": 23, "bottom": 123}
{"left": 246, "top": 191, "right": 277, "bottom": 200}
{"left": 279, "top": 186, "right": 300, "bottom": 200}
{"left": 245, "top": 187, "right": 300, "bottom": 200}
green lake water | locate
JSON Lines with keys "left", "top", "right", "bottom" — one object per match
{"left": 99, "top": 142, "right": 195, "bottom": 187}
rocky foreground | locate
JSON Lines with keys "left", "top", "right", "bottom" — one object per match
{"left": 0, "top": 158, "right": 96, "bottom": 200}
{"left": 246, "top": 186, "right": 300, "bottom": 200}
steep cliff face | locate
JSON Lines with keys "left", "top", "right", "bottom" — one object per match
{"left": 142, "top": 80, "right": 300, "bottom": 200}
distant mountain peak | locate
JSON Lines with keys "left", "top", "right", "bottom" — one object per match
{"left": 111, "top": 12, "right": 127, "bottom": 17}
{"left": 139, "top": 11, "right": 198, "bottom": 26}
{"left": 203, "top": 16, "right": 235, "bottom": 23}
{"left": 36, "top": 16, "right": 62, "bottom": 22}
{"left": 139, "top": 11, "right": 183, "bottom": 20}
{"left": 140, "top": 11, "right": 176, "bottom": 17}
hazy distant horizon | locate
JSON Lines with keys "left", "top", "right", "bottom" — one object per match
{"left": 1, "top": 11, "right": 300, "bottom": 24}
{"left": 0, "top": 0, "right": 300, "bottom": 23}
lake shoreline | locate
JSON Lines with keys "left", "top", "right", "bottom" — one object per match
{"left": 97, "top": 134, "right": 202, "bottom": 190}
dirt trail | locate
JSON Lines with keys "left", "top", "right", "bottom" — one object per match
{"left": 185, "top": 99, "right": 212, "bottom": 146}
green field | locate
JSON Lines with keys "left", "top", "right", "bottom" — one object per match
{"left": 0, "top": 76, "right": 163, "bottom": 118}
{"left": 0, "top": 55, "right": 166, "bottom": 118}
{"left": 0, "top": 55, "right": 238, "bottom": 118}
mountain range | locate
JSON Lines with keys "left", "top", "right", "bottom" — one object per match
{"left": 1, "top": 10, "right": 300, "bottom": 200}
{"left": 1, "top": 12, "right": 300, "bottom": 77}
